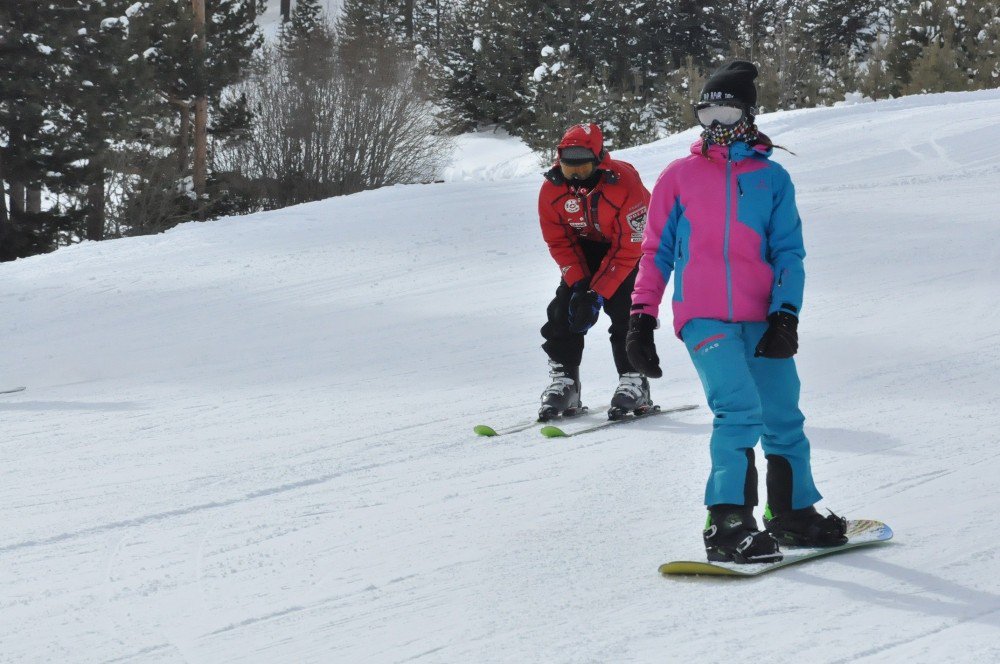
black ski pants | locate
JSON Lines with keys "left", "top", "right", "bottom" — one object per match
{"left": 541, "top": 239, "right": 637, "bottom": 375}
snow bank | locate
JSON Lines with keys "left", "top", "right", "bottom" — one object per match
{"left": 440, "top": 127, "right": 541, "bottom": 182}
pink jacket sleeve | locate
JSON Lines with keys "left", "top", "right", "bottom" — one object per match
{"left": 630, "top": 167, "right": 677, "bottom": 320}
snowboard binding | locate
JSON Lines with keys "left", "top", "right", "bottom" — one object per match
{"left": 704, "top": 507, "right": 783, "bottom": 565}
{"left": 764, "top": 505, "right": 848, "bottom": 547}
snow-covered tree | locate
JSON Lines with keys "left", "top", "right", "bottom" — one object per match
{"left": 887, "top": 0, "right": 998, "bottom": 94}
{"left": 212, "top": 0, "right": 451, "bottom": 212}
{"left": 124, "top": 0, "right": 263, "bottom": 230}
{"left": 754, "top": 2, "right": 824, "bottom": 110}
{"left": 280, "top": 0, "right": 335, "bottom": 75}
{"left": 337, "top": 0, "right": 458, "bottom": 49}
{"left": 0, "top": 1, "right": 61, "bottom": 232}
{"left": 54, "top": 1, "right": 161, "bottom": 240}
{"left": 435, "top": 0, "right": 544, "bottom": 130}
{"left": 806, "top": 0, "right": 896, "bottom": 62}
{"left": 521, "top": 43, "right": 584, "bottom": 158}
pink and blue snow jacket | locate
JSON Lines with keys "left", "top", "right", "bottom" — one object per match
{"left": 631, "top": 138, "right": 805, "bottom": 338}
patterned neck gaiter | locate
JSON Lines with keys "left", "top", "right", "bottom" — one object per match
{"left": 701, "top": 117, "right": 759, "bottom": 147}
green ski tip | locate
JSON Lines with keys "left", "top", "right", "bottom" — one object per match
{"left": 473, "top": 424, "right": 498, "bottom": 437}
{"left": 539, "top": 425, "right": 568, "bottom": 438}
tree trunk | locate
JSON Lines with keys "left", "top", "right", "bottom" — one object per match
{"left": 403, "top": 0, "right": 414, "bottom": 41}
{"left": 193, "top": 98, "right": 208, "bottom": 205}
{"left": 0, "top": 152, "right": 8, "bottom": 225}
{"left": 280, "top": 0, "right": 290, "bottom": 23}
{"left": 192, "top": 0, "right": 208, "bottom": 208}
{"left": 87, "top": 172, "right": 105, "bottom": 241}
{"left": 178, "top": 100, "right": 191, "bottom": 173}
{"left": 9, "top": 180, "right": 25, "bottom": 217}
{"left": 27, "top": 186, "right": 41, "bottom": 214}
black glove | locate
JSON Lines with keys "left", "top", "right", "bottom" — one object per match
{"left": 754, "top": 311, "right": 799, "bottom": 358}
{"left": 567, "top": 285, "right": 604, "bottom": 334}
{"left": 626, "top": 313, "right": 662, "bottom": 378}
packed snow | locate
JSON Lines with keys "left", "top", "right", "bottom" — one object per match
{"left": 2, "top": 89, "right": 1000, "bottom": 663}
{"left": 440, "top": 127, "right": 541, "bottom": 182}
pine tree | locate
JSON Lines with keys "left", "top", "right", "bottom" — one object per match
{"left": 412, "top": 0, "right": 457, "bottom": 49}
{"left": 807, "top": 0, "right": 889, "bottom": 62}
{"left": 435, "top": 0, "right": 544, "bottom": 130}
{"left": 968, "top": 0, "right": 1000, "bottom": 88}
{"left": 953, "top": 0, "right": 1000, "bottom": 89}
{"left": 0, "top": 2, "right": 60, "bottom": 224}
{"left": 282, "top": 0, "right": 328, "bottom": 48}
{"left": 280, "top": 0, "right": 335, "bottom": 75}
{"left": 653, "top": 56, "right": 708, "bottom": 134}
{"left": 716, "top": 0, "right": 775, "bottom": 63}
{"left": 904, "top": 39, "right": 968, "bottom": 94}
{"left": 56, "top": 0, "right": 160, "bottom": 240}
{"left": 337, "top": 0, "right": 457, "bottom": 49}
{"left": 336, "top": 0, "right": 404, "bottom": 52}
{"left": 886, "top": 0, "right": 994, "bottom": 94}
{"left": 754, "top": 1, "right": 824, "bottom": 110}
{"left": 132, "top": 0, "right": 263, "bottom": 227}
{"left": 0, "top": 1, "right": 85, "bottom": 256}
{"left": 522, "top": 43, "right": 585, "bottom": 159}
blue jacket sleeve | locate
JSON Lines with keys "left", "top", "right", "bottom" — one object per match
{"left": 767, "top": 165, "right": 805, "bottom": 317}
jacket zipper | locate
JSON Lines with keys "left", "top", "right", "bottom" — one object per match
{"left": 724, "top": 158, "right": 734, "bottom": 321}
{"left": 580, "top": 188, "right": 603, "bottom": 239}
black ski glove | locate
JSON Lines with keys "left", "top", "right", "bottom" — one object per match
{"left": 626, "top": 313, "right": 662, "bottom": 378}
{"left": 754, "top": 311, "right": 799, "bottom": 358}
{"left": 568, "top": 284, "right": 604, "bottom": 334}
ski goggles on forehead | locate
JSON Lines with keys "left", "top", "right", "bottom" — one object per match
{"left": 559, "top": 145, "right": 598, "bottom": 165}
{"left": 694, "top": 102, "right": 750, "bottom": 127}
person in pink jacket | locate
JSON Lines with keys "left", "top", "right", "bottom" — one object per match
{"left": 626, "top": 61, "right": 846, "bottom": 564}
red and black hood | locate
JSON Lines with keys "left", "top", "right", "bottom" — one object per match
{"left": 556, "top": 123, "right": 612, "bottom": 168}
{"left": 546, "top": 123, "right": 617, "bottom": 185}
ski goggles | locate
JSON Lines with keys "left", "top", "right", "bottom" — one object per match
{"left": 559, "top": 145, "right": 599, "bottom": 165}
{"left": 694, "top": 102, "right": 752, "bottom": 127}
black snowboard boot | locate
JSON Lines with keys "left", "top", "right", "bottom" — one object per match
{"left": 764, "top": 505, "right": 848, "bottom": 547}
{"left": 608, "top": 372, "right": 652, "bottom": 420}
{"left": 538, "top": 360, "right": 582, "bottom": 421}
{"left": 704, "top": 505, "right": 783, "bottom": 564}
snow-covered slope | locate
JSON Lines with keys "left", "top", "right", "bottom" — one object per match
{"left": 441, "top": 127, "right": 540, "bottom": 182}
{"left": 2, "top": 90, "right": 999, "bottom": 663}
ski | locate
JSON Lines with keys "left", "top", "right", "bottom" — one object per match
{"left": 659, "top": 519, "right": 893, "bottom": 577}
{"left": 539, "top": 403, "right": 699, "bottom": 438}
{"left": 473, "top": 406, "right": 605, "bottom": 437}
{"left": 0, "top": 386, "right": 26, "bottom": 395}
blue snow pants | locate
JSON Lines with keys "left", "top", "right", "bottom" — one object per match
{"left": 681, "top": 318, "right": 822, "bottom": 510}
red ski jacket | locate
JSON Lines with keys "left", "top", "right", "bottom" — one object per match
{"left": 538, "top": 125, "right": 651, "bottom": 299}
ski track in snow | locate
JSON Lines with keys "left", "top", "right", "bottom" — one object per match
{"left": 2, "top": 89, "right": 1000, "bottom": 662}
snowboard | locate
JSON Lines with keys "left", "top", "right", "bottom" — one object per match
{"left": 659, "top": 519, "right": 893, "bottom": 577}
{"left": 0, "top": 386, "right": 26, "bottom": 395}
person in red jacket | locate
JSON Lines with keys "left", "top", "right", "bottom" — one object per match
{"left": 538, "top": 123, "right": 653, "bottom": 421}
